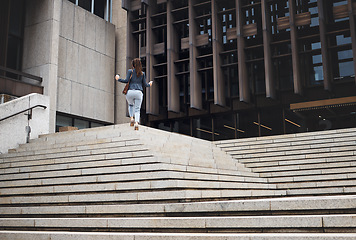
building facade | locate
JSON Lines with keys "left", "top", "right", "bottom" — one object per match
{"left": 123, "top": 0, "right": 356, "bottom": 140}
{"left": 0, "top": 0, "right": 128, "bottom": 133}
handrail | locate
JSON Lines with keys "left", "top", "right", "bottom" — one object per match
{"left": 0, "top": 105, "right": 47, "bottom": 122}
{"left": 0, "top": 66, "right": 43, "bottom": 82}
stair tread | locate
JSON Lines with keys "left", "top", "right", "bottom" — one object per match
{"left": 1, "top": 214, "right": 355, "bottom": 228}
{"left": 1, "top": 195, "right": 354, "bottom": 215}
{"left": 1, "top": 231, "right": 356, "bottom": 239}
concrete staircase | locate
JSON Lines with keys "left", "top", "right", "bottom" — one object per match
{"left": 215, "top": 128, "right": 356, "bottom": 196}
{"left": 0, "top": 124, "right": 356, "bottom": 239}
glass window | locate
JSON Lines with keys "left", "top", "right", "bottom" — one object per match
{"left": 313, "top": 65, "right": 323, "bottom": 82}
{"left": 94, "top": 0, "right": 106, "bottom": 18}
{"left": 6, "top": 36, "right": 22, "bottom": 75}
{"left": 8, "top": 0, "right": 24, "bottom": 37}
{"left": 91, "top": 122, "right": 104, "bottom": 128}
{"left": 173, "top": 119, "right": 191, "bottom": 136}
{"left": 312, "top": 54, "right": 322, "bottom": 64}
{"left": 74, "top": 119, "right": 90, "bottom": 130}
{"left": 193, "top": 117, "right": 213, "bottom": 141}
{"left": 336, "top": 35, "right": 352, "bottom": 46}
{"left": 333, "top": 1, "right": 347, "bottom": 7}
{"left": 274, "top": 57, "right": 293, "bottom": 90}
{"left": 56, "top": 114, "right": 108, "bottom": 132}
{"left": 338, "top": 50, "right": 353, "bottom": 60}
{"left": 78, "top": 0, "right": 91, "bottom": 12}
{"left": 56, "top": 115, "right": 73, "bottom": 132}
{"left": 238, "top": 110, "right": 258, "bottom": 138}
{"left": 71, "top": 0, "right": 112, "bottom": 22}
{"left": 214, "top": 114, "right": 236, "bottom": 141}
{"left": 284, "top": 109, "right": 305, "bottom": 134}
{"left": 311, "top": 42, "right": 321, "bottom": 50}
{"left": 260, "top": 107, "right": 283, "bottom": 137}
{"left": 338, "top": 61, "right": 354, "bottom": 77}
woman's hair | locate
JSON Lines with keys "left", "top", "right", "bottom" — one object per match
{"left": 132, "top": 58, "right": 143, "bottom": 77}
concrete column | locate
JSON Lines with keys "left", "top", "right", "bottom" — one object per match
{"left": 236, "top": 0, "right": 250, "bottom": 103}
{"left": 189, "top": 0, "right": 202, "bottom": 110}
{"left": 289, "top": 0, "right": 303, "bottom": 95}
{"left": 262, "top": 0, "right": 276, "bottom": 99}
{"left": 212, "top": 0, "right": 225, "bottom": 106}
{"left": 167, "top": 0, "right": 180, "bottom": 113}
{"left": 317, "top": 0, "right": 332, "bottom": 91}
{"left": 22, "top": 0, "right": 62, "bottom": 133}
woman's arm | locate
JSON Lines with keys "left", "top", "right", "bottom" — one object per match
{"left": 142, "top": 72, "right": 153, "bottom": 87}
{"left": 116, "top": 69, "right": 133, "bottom": 83}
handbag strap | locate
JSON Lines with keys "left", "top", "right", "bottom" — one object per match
{"left": 128, "top": 71, "right": 133, "bottom": 83}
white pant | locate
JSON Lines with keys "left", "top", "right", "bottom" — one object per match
{"left": 126, "top": 90, "right": 143, "bottom": 123}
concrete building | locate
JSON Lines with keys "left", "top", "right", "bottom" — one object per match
{"left": 123, "top": 0, "right": 356, "bottom": 141}
{"left": 0, "top": 0, "right": 128, "bottom": 135}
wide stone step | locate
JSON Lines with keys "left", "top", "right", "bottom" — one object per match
{"left": 4, "top": 137, "right": 140, "bottom": 158}
{"left": 0, "top": 195, "right": 354, "bottom": 216}
{"left": 266, "top": 171, "right": 356, "bottom": 183}
{"left": 0, "top": 179, "right": 276, "bottom": 196}
{"left": 0, "top": 159, "right": 259, "bottom": 181}
{"left": 0, "top": 155, "right": 159, "bottom": 175}
{"left": 1, "top": 231, "right": 356, "bottom": 240}
{"left": 0, "top": 214, "right": 355, "bottom": 232}
{"left": 0, "top": 166, "right": 266, "bottom": 189}
{"left": 215, "top": 128, "right": 356, "bottom": 147}
{"left": 277, "top": 179, "right": 356, "bottom": 189}
{"left": 236, "top": 150, "right": 356, "bottom": 164}
{"left": 223, "top": 138, "right": 356, "bottom": 156}
{"left": 0, "top": 189, "right": 286, "bottom": 205}
{"left": 252, "top": 161, "right": 356, "bottom": 173}
{"left": 245, "top": 155, "right": 356, "bottom": 168}
{"left": 229, "top": 146, "right": 356, "bottom": 160}
{"left": 218, "top": 135, "right": 356, "bottom": 152}
{"left": 0, "top": 144, "right": 149, "bottom": 166}
{"left": 285, "top": 187, "right": 356, "bottom": 196}
{"left": 260, "top": 167, "right": 356, "bottom": 178}
{"left": 0, "top": 153, "right": 159, "bottom": 180}
{"left": 30, "top": 125, "right": 127, "bottom": 144}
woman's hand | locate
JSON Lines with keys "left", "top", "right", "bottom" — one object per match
{"left": 115, "top": 74, "right": 120, "bottom": 81}
{"left": 149, "top": 81, "right": 153, "bottom": 86}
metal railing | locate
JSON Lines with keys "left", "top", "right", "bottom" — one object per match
{"left": 0, "top": 65, "right": 42, "bottom": 84}
{"left": 0, "top": 105, "right": 47, "bottom": 122}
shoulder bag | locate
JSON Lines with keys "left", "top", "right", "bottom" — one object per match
{"left": 122, "top": 72, "right": 133, "bottom": 95}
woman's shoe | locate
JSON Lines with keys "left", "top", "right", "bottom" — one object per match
{"left": 134, "top": 122, "right": 139, "bottom": 130}
{"left": 130, "top": 119, "right": 135, "bottom": 127}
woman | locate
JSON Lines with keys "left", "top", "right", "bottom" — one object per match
{"left": 115, "top": 58, "right": 153, "bottom": 130}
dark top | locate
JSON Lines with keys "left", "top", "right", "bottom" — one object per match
{"left": 118, "top": 69, "right": 150, "bottom": 92}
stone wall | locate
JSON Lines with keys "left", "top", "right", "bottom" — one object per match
{"left": 21, "top": 0, "right": 127, "bottom": 131}
{"left": 57, "top": 0, "right": 116, "bottom": 123}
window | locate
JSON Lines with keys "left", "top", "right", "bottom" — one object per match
{"left": 68, "top": 0, "right": 112, "bottom": 22}
{"left": 55, "top": 113, "right": 108, "bottom": 132}
{"left": 5, "top": 0, "right": 25, "bottom": 79}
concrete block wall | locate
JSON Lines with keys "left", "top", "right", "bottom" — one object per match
{"left": 21, "top": 0, "right": 125, "bottom": 132}
{"left": 57, "top": 0, "right": 116, "bottom": 123}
